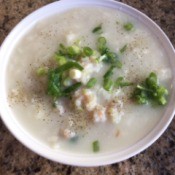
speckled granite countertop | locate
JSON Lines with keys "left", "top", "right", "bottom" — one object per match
{"left": 0, "top": 0, "right": 175, "bottom": 174}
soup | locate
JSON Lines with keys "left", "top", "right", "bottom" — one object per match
{"left": 7, "top": 7, "right": 172, "bottom": 154}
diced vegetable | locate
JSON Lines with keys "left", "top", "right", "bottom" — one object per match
{"left": 132, "top": 72, "right": 168, "bottom": 105}
{"left": 119, "top": 82, "right": 133, "bottom": 87}
{"left": 86, "top": 78, "right": 97, "bottom": 88}
{"left": 59, "top": 43, "right": 67, "bottom": 55}
{"left": 103, "top": 66, "right": 115, "bottom": 91}
{"left": 120, "top": 44, "right": 127, "bottom": 53}
{"left": 36, "top": 67, "right": 48, "bottom": 76}
{"left": 114, "top": 59, "right": 122, "bottom": 69}
{"left": 83, "top": 47, "right": 93, "bottom": 56}
{"left": 64, "top": 82, "right": 82, "bottom": 95}
{"left": 67, "top": 45, "right": 81, "bottom": 57}
{"left": 92, "top": 24, "right": 103, "bottom": 34}
{"left": 115, "top": 77, "right": 133, "bottom": 88}
{"left": 54, "top": 54, "right": 67, "bottom": 66}
{"left": 103, "top": 66, "right": 115, "bottom": 80}
{"left": 103, "top": 79, "right": 114, "bottom": 91}
{"left": 97, "top": 37, "right": 122, "bottom": 68}
{"left": 47, "top": 70, "right": 62, "bottom": 98}
{"left": 92, "top": 140, "right": 100, "bottom": 152}
{"left": 97, "top": 37, "right": 107, "bottom": 54}
{"left": 123, "top": 22, "right": 134, "bottom": 31}
{"left": 47, "top": 61, "right": 83, "bottom": 100}
{"left": 55, "top": 61, "right": 83, "bottom": 74}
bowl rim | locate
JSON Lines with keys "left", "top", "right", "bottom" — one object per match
{"left": 0, "top": 0, "right": 175, "bottom": 166}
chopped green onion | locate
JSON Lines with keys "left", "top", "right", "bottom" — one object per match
{"left": 135, "top": 94, "right": 148, "bottom": 104}
{"left": 104, "top": 52, "right": 122, "bottom": 68}
{"left": 54, "top": 54, "right": 67, "bottom": 66}
{"left": 67, "top": 45, "right": 81, "bottom": 57}
{"left": 132, "top": 72, "right": 168, "bottom": 105}
{"left": 103, "top": 66, "right": 115, "bottom": 79}
{"left": 123, "top": 22, "right": 134, "bottom": 31}
{"left": 47, "top": 62, "right": 83, "bottom": 100}
{"left": 92, "top": 140, "right": 100, "bottom": 152}
{"left": 55, "top": 61, "right": 83, "bottom": 74}
{"left": 36, "top": 67, "right": 48, "bottom": 76}
{"left": 114, "top": 59, "right": 122, "bottom": 69}
{"left": 119, "top": 82, "right": 133, "bottom": 87}
{"left": 158, "top": 96, "right": 167, "bottom": 105}
{"left": 47, "top": 70, "right": 62, "bottom": 98}
{"left": 146, "top": 72, "right": 157, "bottom": 88}
{"left": 64, "top": 82, "right": 82, "bottom": 94}
{"left": 115, "top": 77, "right": 123, "bottom": 88}
{"left": 115, "top": 77, "right": 133, "bottom": 88}
{"left": 103, "top": 79, "right": 114, "bottom": 91}
{"left": 59, "top": 43, "right": 67, "bottom": 55}
{"left": 103, "top": 66, "right": 115, "bottom": 91}
{"left": 105, "top": 52, "right": 117, "bottom": 63}
{"left": 120, "top": 44, "right": 127, "bottom": 53}
{"left": 83, "top": 47, "right": 93, "bottom": 56}
{"left": 136, "top": 84, "right": 153, "bottom": 92}
{"left": 97, "top": 37, "right": 107, "bottom": 54}
{"left": 86, "top": 78, "right": 97, "bottom": 88}
{"left": 157, "top": 86, "right": 168, "bottom": 96}
{"left": 92, "top": 24, "right": 103, "bottom": 34}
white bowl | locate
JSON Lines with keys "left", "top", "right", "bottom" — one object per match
{"left": 0, "top": 0, "right": 175, "bottom": 166}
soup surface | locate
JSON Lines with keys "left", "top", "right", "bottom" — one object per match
{"left": 7, "top": 7, "right": 172, "bottom": 154}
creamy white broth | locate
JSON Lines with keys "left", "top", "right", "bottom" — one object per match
{"left": 7, "top": 7, "right": 172, "bottom": 154}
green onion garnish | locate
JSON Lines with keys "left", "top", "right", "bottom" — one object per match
{"left": 123, "top": 22, "right": 134, "bottom": 31}
{"left": 36, "top": 67, "right": 48, "bottom": 76}
{"left": 103, "top": 79, "right": 114, "bottom": 91}
{"left": 64, "top": 82, "right": 82, "bottom": 95}
{"left": 83, "top": 47, "right": 93, "bottom": 56}
{"left": 54, "top": 54, "right": 67, "bottom": 66}
{"left": 114, "top": 59, "right": 122, "bottom": 69}
{"left": 132, "top": 72, "right": 168, "bottom": 105}
{"left": 97, "top": 36, "right": 107, "bottom": 54}
{"left": 92, "top": 140, "right": 100, "bottom": 152}
{"left": 67, "top": 45, "right": 81, "bottom": 57}
{"left": 59, "top": 43, "right": 67, "bottom": 55}
{"left": 86, "top": 78, "right": 97, "bottom": 88}
{"left": 120, "top": 44, "right": 127, "bottom": 53}
{"left": 115, "top": 77, "right": 133, "bottom": 88}
{"left": 103, "top": 66, "right": 115, "bottom": 80}
{"left": 47, "top": 62, "right": 83, "bottom": 100}
{"left": 55, "top": 61, "right": 83, "bottom": 74}
{"left": 92, "top": 24, "right": 102, "bottom": 34}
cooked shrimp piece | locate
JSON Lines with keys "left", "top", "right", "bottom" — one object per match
{"left": 107, "top": 100, "right": 124, "bottom": 124}
{"left": 92, "top": 105, "right": 107, "bottom": 123}
{"left": 83, "top": 90, "right": 97, "bottom": 111}
{"left": 59, "top": 128, "right": 76, "bottom": 139}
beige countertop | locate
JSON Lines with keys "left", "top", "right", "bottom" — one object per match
{"left": 0, "top": 0, "right": 175, "bottom": 174}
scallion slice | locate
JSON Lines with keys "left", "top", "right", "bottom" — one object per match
{"left": 83, "top": 47, "right": 93, "bottom": 56}
{"left": 103, "top": 79, "right": 114, "bottom": 91}
{"left": 55, "top": 61, "right": 83, "bottom": 74}
{"left": 123, "top": 22, "right": 134, "bottom": 31}
{"left": 120, "top": 44, "right": 127, "bottom": 53}
{"left": 86, "top": 78, "right": 97, "bottom": 88}
{"left": 92, "top": 140, "right": 100, "bottom": 152}
{"left": 92, "top": 24, "right": 102, "bottom": 34}
{"left": 36, "top": 67, "right": 48, "bottom": 76}
{"left": 54, "top": 54, "right": 67, "bottom": 66}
